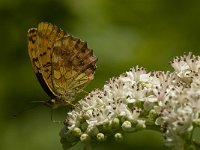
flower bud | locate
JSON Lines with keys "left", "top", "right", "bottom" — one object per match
{"left": 114, "top": 133, "right": 123, "bottom": 142}
{"left": 122, "top": 121, "right": 132, "bottom": 131}
{"left": 80, "top": 134, "right": 90, "bottom": 142}
{"left": 72, "top": 127, "right": 82, "bottom": 137}
{"left": 96, "top": 133, "right": 106, "bottom": 142}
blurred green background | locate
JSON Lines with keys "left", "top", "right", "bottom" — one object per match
{"left": 1, "top": 0, "right": 200, "bottom": 149}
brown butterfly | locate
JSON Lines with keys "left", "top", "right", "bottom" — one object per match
{"left": 28, "top": 22, "right": 97, "bottom": 109}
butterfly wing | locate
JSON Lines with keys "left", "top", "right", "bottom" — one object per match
{"left": 28, "top": 28, "right": 40, "bottom": 74}
{"left": 51, "top": 35, "right": 97, "bottom": 98}
{"left": 28, "top": 28, "right": 55, "bottom": 98}
{"left": 28, "top": 22, "right": 97, "bottom": 108}
{"left": 28, "top": 22, "right": 65, "bottom": 98}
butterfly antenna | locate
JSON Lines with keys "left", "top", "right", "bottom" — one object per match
{"left": 13, "top": 100, "right": 45, "bottom": 118}
{"left": 31, "top": 100, "right": 46, "bottom": 103}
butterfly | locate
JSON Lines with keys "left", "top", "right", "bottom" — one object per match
{"left": 28, "top": 22, "right": 97, "bottom": 109}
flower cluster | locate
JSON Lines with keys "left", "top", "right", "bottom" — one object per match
{"left": 158, "top": 53, "right": 200, "bottom": 149}
{"left": 60, "top": 52, "right": 200, "bottom": 150}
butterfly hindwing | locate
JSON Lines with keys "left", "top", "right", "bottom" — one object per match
{"left": 52, "top": 35, "right": 97, "bottom": 97}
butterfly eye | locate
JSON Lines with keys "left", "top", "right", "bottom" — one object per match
{"left": 45, "top": 99, "right": 56, "bottom": 107}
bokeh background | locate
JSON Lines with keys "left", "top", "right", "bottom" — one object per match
{"left": 1, "top": 0, "right": 200, "bottom": 150}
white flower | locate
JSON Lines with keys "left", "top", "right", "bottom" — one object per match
{"left": 60, "top": 52, "right": 200, "bottom": 150}
{"left": 170, "top": 52, "right": 200, "bottom": 83}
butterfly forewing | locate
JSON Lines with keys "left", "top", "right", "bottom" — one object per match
{"left": 28, "top": 28, "right": 56, "bottom": 98}
{"left": 37, "top": 22, "right": 65, "bottom": 95}
{"left": 28, "top": 22, "right": 97, "bottom": 108}
{"left": 28, "top": 28, "right": 40, "bottom": 74}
